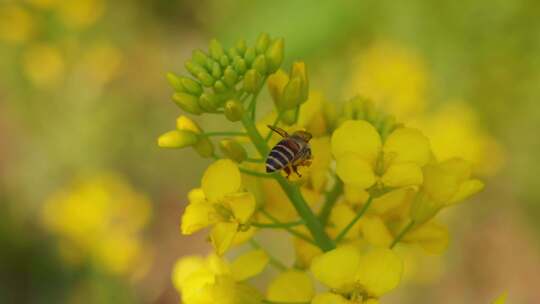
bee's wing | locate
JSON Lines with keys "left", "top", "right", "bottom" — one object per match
{"left": 267, "top": 125, "right": 289, "bottom": 138}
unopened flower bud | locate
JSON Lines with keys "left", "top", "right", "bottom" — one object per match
{"left": 219, "top": 55, "right": 230, "bottom": 68}
{"left": 209, "top": 39, "right": 224, "bottom": 60}
{"left": 185, "top": 60, "right": 206, "bottom": 79}
{"left": 290, "top": 61, "right": 309, "bottom": 101}
{"left": 223, "top": 67, "right": 238, "bottom": 87}
{"left": 266, "top": 38, "right": 284, "bottom": 73}
{"left": 192, "top": 49, "right": 209, "bottom": 66}
{"left": 176, "top": 115, "right": 202, "bottom": 133}
{"left": 228, "top": 47, "right": 239, "bottom": 58}
{"left": 172, "top": 92, "right": 204, "bottom": 115}
{"left": 199, "top": 93, "right": 221, "bottom": 112}
{"left": 224, "top": 99, "right": 244, "bottom": 122}
{"left": 235, "top": 39, "right": 247, "bottom": 56}
{"left": 255, "top": 33, "right": 270, "bottom": 54}
{"left": 243, "top": 69, "right": 262, "bottom": 93}
{"left": 267, "top": 69, "right": 289, "bottom": 108}
{"left": 194, "top": 136, "right": 214, "bottom": 158}
{"left": 178, "top": 76, "right": 202, "bottom": 96}
{"left": 219, "top": 139, "right": 247, "bottom": 163}
{"left": 213, "top": 80, "right": 228, "bottom": 94}
{"left": 158, "top": 130, "right": 198, "bottom": 148}
{"left": 252, "top": 54, "right": 267, "bottom": 75}
{"left": 281, "top": 107, "right": 299, "bottom": 125}
{"left": 281, "top": 77, "right": 302, "bottom": 110}
{"left": 233, "top": 56, "right": 247, "bottom": 74}
{"left": 166, "top": 72, "right": 184, "bottom": 91}
{"left": 211, "top": 61, "right": 222, "bottom": 79}
{"left": 244, "top": 46, "right": 256, "bottom": 66}
{"left": 196, "top": 71, "right": 215, "bottom": 87}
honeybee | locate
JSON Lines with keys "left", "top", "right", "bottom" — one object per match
{"left": 265, "top": 125, "right": 313, "bottom": 178}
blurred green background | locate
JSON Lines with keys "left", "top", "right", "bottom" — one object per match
{"left": 1, "top": 1, "right": 539, "bottom": 303}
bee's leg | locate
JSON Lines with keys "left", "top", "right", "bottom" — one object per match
{"left": 293, "top": 165, "right": 302, "bottom": 178}
{"left": 283, "top": 166, "right": 292, "bottom": 179}
{"left": 300, "top": 159, "right": 312, "bottom": 167}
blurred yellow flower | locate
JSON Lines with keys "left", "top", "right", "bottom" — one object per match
{"left": 492, "top": 292, "right": 508, "bottom": 304}
{"left": 181, "top": 159, "right": 257, "bottom": 255}
{"left": 266, "top": 270, "right": 314, "bottom": 303}
{"left": 415, "top": 102, "right": 505, "bottom": 176}
{"left": 22, "top": 43, "right": 65, "bottom": 89}
{"left": 345, "top": 41, "right": 428, "bottom": 120}
{"left": 56, "top": 0, "right": 105, "bottom": 29}
{"left": 0, "top": 4, "right": 34, "bottom": 44}
{"left": 172, "top": 251, "right": 266, "bottom": 304}
{"left": 42, "top": 173, "right": 151, "bottom": 275}
{"left": 79, "top": 42, "right": 123, "bottom": 86}
{"left": 26, "top": 0, "right": 60, "bottom": 9}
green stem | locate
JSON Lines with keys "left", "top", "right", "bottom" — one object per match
{"left": 260, "top": 210, "right": 316, "bottom": 246}
{"left": 251, "top": 220, "right": 304, "bottom": 228}
{"left": 239, "top": 167, "right": 274, "bottom": 178}
{"left": 335, "top": 196, "right": 374, "bottom": 243}
{"left": 249, "top": 239, "right": 287, "bottom": 271}
{"left": 318, "top": 179, "right": 343, "bottom": 226}
{"left": 242, "top": 115, "right": 335, "bottom": 251}
{"left": 204, "top": 131, "right": 247, "bottom": 137}
{"left": 390, "top": 220, "right": 415, "bottom": 249}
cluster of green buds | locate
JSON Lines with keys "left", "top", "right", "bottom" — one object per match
{"left": 167, "top": 33, "right": 284, "bottom": 119}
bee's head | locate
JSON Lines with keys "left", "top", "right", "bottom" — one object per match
{"left": 293, "top": 130, "right": 312, "bottom": 142}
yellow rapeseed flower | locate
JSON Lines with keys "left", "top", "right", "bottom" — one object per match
{"left": 181, "top": 159, "right": 257, "bottom": 255}
{"left": 266, "top": 270, "right": 314, "bottom": 303}
{"left": 0, "top": 4, "right": 34, "bottom": 44}
{"left": 332, "top": 120, "right": 431, "bottom": 190}
{"left": 22, "top": 43, "right": 65, "bottom": 89}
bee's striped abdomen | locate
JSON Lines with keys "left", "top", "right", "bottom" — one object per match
{"left": 265, "top": 139, "right": 300, "bottom": 173}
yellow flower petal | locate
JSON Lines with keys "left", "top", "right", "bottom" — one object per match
{"left": 206, "top": 253, "right": 231, "bottom": 275}
{"left": 448, "top": 179, "right": 484, "bottom": 205}
{"left": 202, "top": 159, "right": 241, "bottom": 202}
{"left": 355, "top": 248, "right": 403, "bottom": 297}
{"left": 332, "top": 120, "right": 381, "bottom": 163}
{"left": 310, "top": 246, "right": 361, "bottom": 291}
{"left": 422, "top": 163, "right": 462, "bottom": 203}
{"left": 177, "top": 115, "right": 202, "bottom": 133}
{"left": 370, "top": 188, "right": 413, "bottom": 216}
{"left": 224, "top": 192, "right": 256, "bottom": 223}
{"left": 364, "top": 299, "right": 380, "bottom": 304}
{"left": 336, "top": 153, "right": 376, "bottom": 189}
{"left": 344, "top": 184, "right": 369, "bottom": 207}
{"left": 267, "top": 270, "right": 314, "bottom": 302}
{"left": 181, "top": 200, "right": 215, "bottom": 235}
{"left": 403, "top": 221, "right": 449, "bottom": 255}
{"left": 381, "top": 163, "right": 423, "bottom": 187}
{"left": 179, "top": 267, "right": 215, "bottom": 304}
{"left": 210, "top": 222, "right": 238, "bottom": 255}
{"left": 359, "top": 215, "right": 393, "bottom": 247}
{"left": 492, "top": 292, "right": 508, "bottom": 304}
{"left": 383, "top": 127, "right": 431, "bottom": 166}
{"left": 311, "top": 292, "right": 350, "bottom": 304}
{"left": 231, "top": 249, "right": 269, "bottom": 281}
{"left": 188, "top": 188, "right": 206, "bottom": 203}
{"left": 328, "top": 204, "right": 361, "bottom": 240}
{"left": 171, "top": 256, "right": 206, "bottom": 291}
{"left": 231, "top": 226, "right": 257, "bottom": 247}
{"left": 293, "top": 237, "right": 322, "bottom": 269}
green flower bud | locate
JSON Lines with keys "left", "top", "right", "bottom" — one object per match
{"left": 219, "top": 139, "right": 247, "bottom": 163}
{"left": 166, "top": 72, "right": 184, "bottom": 91}
{"left": 233, "top": 56, "right": 247, "bottom": 74}
{"left": 194, "top": 136, "right": 214, "bottom": 158}
{"left": 265, "top": 38, "right": 284, "bottom": 73}
{"left": 281, "top": 77, "right": 302, "bottom": 110}
{"left": 196, "top": 71, "right": 215, "bottom": 87}
{"left": 199, "top": 93, "right": 220, "bottom": 112}
{"left": 185, "top": 60, "right": 207, "bottom": 79}
{"left": 379, "top": 115, "right": 397, "bottom": 140}
{"left": 219, "top": 55, "right": 230, "bottom": 68}
{"left": 252, "top": 54, "right": 267, "bottom": 75}
{"left": 192, "top": 49, "right": 209, "bottom": 66}
{"left": 223, "top": 66, "right": 238, "bottom": 87}
{"left": 211, "top": 61, "right": 222, "bottom": 79}
{"left": 281, "top": 107, "right": 299, "bottom": 125}
{"left": 243, "top": 69, "right": 262, "bottom": 93}
{"left": 178, "top": 76, "right": 202, "bottom": 96}
{"left": 290, "top": 61, "right": 309, "bottom": 101}
{"left": 209, "top": 39, "right": 224, "bottom": 60}
{"left": 255, "top": 33, "right": 270, "bottom": 54}
{"left": 224, "top": 99, "right": 244, "bottom": 122}
{"left": 213, "top": 80, "right": 227, "bottom": 94}
{"left": 228, "top": 47, "right": 239, "bottom": 58}
{"left": 235, "top": 39, "right": 247, "bottom": 55}
{"left": 244, "top": 46, "right": 256, "bottom": 66}
{"left": 172, "top": 92, "right": 203, "bottom": 115}
{"left": 157, "top": 130, "right": 198, "bottom": 148}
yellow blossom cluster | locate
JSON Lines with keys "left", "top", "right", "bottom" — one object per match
{"left": 159, "top": 34, "right": 494, "bottom": 304}
{"left": 41, "top": 173, "right": 151, "bottom": 276}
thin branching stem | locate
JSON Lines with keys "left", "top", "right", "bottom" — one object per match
{"left": 251, "top": 219, "right": 304, "bottom": 228}
{"left": 259, "top": 210, "right": 317, "bottom": 246}
{"left": 318, "top": 179, "right": 343, "bottom": 226}
{"left": 204, "top": 131, "right": 248, "bottom": 137}
{"left": 390, "top": 220, "right": 415, "bottom": 249}
{"left": 335, "top": 196, "right": 374, "bottom": 243}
